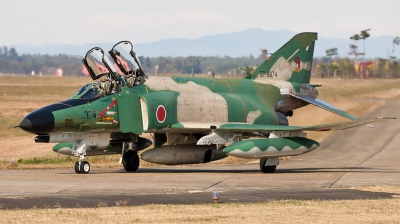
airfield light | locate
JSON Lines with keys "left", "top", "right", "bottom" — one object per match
{"left": 8, "top": 158, "right": 13, "bottom": 167}
{"left": 213, "top": 190, "right": 219, "bottom": 203}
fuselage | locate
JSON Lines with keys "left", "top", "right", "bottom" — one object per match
{"left": 19, "top": 76, "right": 303, "bottom": 136}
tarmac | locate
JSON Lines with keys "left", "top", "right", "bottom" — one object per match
{"left": 0, "top": 101, "right": 399, "bottom": 209}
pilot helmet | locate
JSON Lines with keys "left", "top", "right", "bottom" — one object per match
{"left": 92, "top": 81, "right": 101, "bottom": 89}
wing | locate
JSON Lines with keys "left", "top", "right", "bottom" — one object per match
{"left": 170, "top": 117, "right": 395, "bottom": 133}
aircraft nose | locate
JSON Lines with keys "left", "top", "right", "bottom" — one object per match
{"left": 19, "top": 107, "right": 55, "bottom": 135}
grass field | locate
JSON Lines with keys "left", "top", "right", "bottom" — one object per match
{"left": 1, "top": 195, "right": 400, "bottom": 223}
{"left": 1, "top": 76, "right": 400, "bottom": 167}
{"left": 1, "top": 184, "right": 400, "bottom": 222}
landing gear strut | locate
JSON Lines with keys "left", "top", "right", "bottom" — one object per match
{"left": 259, "top": 158, "right": 277, "bottom": 173}
{"left": 123, "top": 150, "right": 139, "bottom": 172}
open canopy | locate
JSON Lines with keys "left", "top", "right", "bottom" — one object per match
{"left": 81, "top": 41, "right": 146, "bottom": 92}
{"left": 82, "top": 47, "right": 118, "bottom": 81}
{"left": 109, "top": 41, "right": 146, "bottom": 85}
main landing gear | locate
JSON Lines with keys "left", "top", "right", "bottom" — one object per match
{"left": 75, "top": 156, "right": 91, "bottom": 174}
{"left": 259, "top": 158, "right": 277, "bottom": 173}
{"left": 122, "top": 150, "right": 139, "bottom": 172}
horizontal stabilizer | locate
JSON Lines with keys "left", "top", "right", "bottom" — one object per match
{"left": 171, "top": 117, "right": 395, "bottom": 133}
{"left": 290, "top": 94, "right": 358, "bottom": 121}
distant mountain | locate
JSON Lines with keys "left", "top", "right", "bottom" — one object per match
{"left": 14, "top": 29, "right": 396, "bottom": 58}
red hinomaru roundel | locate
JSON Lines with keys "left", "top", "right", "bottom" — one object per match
{"left": 156, "top": 105, "right": 166, "bottom": 123}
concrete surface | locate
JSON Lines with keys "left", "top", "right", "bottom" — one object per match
{"left": 0, "top": 100, "right": 399, "bottom": 209}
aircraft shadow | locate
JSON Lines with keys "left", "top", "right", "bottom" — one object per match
{"left": 59, "top": 166, "right": 399, "bottom": 175}
{"left": 276, "top": 167, "right": 399, "bottom": 174}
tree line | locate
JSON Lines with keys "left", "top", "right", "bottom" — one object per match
{"left": 0, "top": 46, "right": 265, "bottom": 76}
{"left": 0, "top": 46, "right": 83, "bottom": 76}
{"left": 1, "top": 43, "right": 400, "bottom": 78}
{"left": 314, "top": 57, "right": 400, "bottom": 78}
{"left": 318, "top": 29, "right": 400, "bottom": 78}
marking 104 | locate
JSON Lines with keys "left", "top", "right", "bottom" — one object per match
{"left": 259, "top": 71, "right": 278, "bottom": 78}
{"left": 84, "top": 111, "right": 97, "bottom": 119}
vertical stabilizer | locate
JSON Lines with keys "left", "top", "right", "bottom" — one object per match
{"left": 250, "top": 32, "right": 317, "bottom": 84}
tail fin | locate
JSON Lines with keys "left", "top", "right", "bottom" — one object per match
{"left": 250, "top": 32, "right": 317, "bottom": 84}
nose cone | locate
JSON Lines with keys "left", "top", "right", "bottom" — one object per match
{"left": 19, "top": 107, "right": 55, "bottom": 135}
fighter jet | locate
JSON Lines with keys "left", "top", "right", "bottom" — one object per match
{"left": 17, "top": 33, "right": 395, "bottom": 174}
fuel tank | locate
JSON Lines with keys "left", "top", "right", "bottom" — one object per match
{"left": 52, "top": 142, "right": 122, "bottom": 156}
{"left": 140, "top": 144, "right": 227, "bottom": 165}
{"left": 223, "top": 137, "right": 319, "bottom": 158}
{"left": 52, "top": 137, "right": 152, "bottom": 156}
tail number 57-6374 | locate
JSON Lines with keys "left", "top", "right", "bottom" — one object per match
{"left": 259, "top": 71, "right": 277, "bottom": 78}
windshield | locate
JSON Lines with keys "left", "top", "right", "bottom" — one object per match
{"left": 72, "top": 84, "right": 91, "bottom": 98}
{"left": 71, "top": 83, "right": 102, "bottom": 99}
{"left": 80, "top": 88, "right": 100, "bottom": 99}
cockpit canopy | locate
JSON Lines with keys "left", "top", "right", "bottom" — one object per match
{"left": 80, "top": 40, "right": 146, "bottom": 98}
{"left": 82, "top": 41, "right": 145, "bottom": 83}
{"left": 109, "top": 41, "right": 146, "bottom": 87}
{"left": 82, "top": 48, "right": 119, "bottom": 81}
{"left": 109, "top": 41, "right": 139, "bottom": 74}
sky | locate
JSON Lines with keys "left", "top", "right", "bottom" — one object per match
{"left": 1, "top": 0, "right": 399, "bottom": 46}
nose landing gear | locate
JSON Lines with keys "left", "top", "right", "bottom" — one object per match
{"left": 73, "top": 141, "right": 90, "bottom": 174}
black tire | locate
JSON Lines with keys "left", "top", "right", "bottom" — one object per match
{"left": 259, "top": 158, "right": 276, "bottom": 173}
{"left": 80, "top": 161, "right": 90, "bottom": 174}
{"left": 123, "top": 151, "right": 139, "bottom": 172}
{"left": 74, "top": 161, "right": 81, "bottom": 174}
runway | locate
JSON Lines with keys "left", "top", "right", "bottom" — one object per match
{"left": 0, "top": 101, "right": 399, "bottom": 209}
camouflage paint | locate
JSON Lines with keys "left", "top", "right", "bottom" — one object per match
{"left": 251, "top": 32, "right": 317, "bottom": 84}
{"left": 223, "top": 137, "right": 319, "bottom": 158}
{"left": 45, "top": 31, "right": 391, "bottom": 137}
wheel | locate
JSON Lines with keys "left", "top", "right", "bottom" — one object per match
{"left": 259, "top": 158, "right": 276, "bottom": 173}
{"left": 123, "top": 151, "right": 139, "bottom": 172}
{"left": 79, "top": 161, "right": 90, "bottom": 174}
{"left": 74, "top": 161, "right": 81, "bottom": 174}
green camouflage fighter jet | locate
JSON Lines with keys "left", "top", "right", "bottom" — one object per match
{"left": 17, "top": 33, "right": 395, "bottom": 174}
